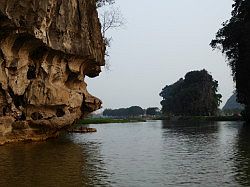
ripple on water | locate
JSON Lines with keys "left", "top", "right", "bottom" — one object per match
{"left": 0, "top": 121, "right": 248, "bottom": 187}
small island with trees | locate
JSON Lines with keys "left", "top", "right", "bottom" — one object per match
{"left": 160, "top": 69, "right": 222, "bottom": 117}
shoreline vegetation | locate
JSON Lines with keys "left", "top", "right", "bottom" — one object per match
{"left": 78, "top": 115, "right": 244, "bottom": 125}
{"left": 78, "top": 118, "right": 146, "bottom": 125}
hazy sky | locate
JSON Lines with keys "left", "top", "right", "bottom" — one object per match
{"left": 87, "top": 0, "right": 235, "bottom": 110}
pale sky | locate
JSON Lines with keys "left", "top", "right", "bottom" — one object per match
{"left": 87, "top": 0, "right": 235, "bottom": 110}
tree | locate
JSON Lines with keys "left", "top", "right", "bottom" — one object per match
{"left": 160, "top": 70, "right": 222, "bottom": 116}
{"left": 103, "top": 108, "right": 128, "bottom": 117}
{"left": 103, "top": 106, "right": 144, "bottom": 117}
{"left": 210, "top": 0, "right": 250, "bottom": 121}
{"left": 127, "top": 106, "right": 144, "bottom": 117}
{"left": 96, "top": 0, "right": 125, "bottom": 58}
{"left": 146, "top": 107, "right": 160, "bottom": 116}
{"left": 100, "top": 7, "right": 124, "bottom": 39}
{"left": 96, "top": 0, "right": 114, "bottom": 8}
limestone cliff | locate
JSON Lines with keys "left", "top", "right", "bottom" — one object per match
{"left": 0, "top": 0, "right": 105, "bottom": 145}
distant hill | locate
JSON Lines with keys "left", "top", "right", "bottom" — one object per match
{"left": 222, "top": 93, "right": 244, "bottom": 112}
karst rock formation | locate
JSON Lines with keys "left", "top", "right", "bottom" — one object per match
{"left": 0, "top": 0, "right": 105, "bottom": 145}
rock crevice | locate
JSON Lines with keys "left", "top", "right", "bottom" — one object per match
{"left": 0, "top": 0, "right": 105, "bottom": 145}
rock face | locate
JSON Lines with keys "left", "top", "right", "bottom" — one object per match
{"left": 222, "top": 93, "right": 244, "bottom": 112}
{"left": 0, "top": 0, "right": 105, "bottom": 145}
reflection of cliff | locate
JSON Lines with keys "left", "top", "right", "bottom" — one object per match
{"left": 0, "top": 135, "right": 110, "bottom": 186}
{"left": 0, "top": 0, "right": 105, "bottom": 144}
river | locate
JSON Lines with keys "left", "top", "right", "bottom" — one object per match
{"left": 0, "top": 121, "right": 249, "bottom": 186}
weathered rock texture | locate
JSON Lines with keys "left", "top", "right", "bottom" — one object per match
{"left": 0, "top": 0, "right": 105, "bottom": 145}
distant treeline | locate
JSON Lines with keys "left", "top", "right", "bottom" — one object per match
{"left": 103, "top": 106, "right": 160, "bottom": 117}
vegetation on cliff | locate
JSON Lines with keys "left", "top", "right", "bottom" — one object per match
{"left": 160, "top": 70, "right": 222, "bottom": 116}
{"left": 96, "top": 0, "right": 114, "bottom": 8}
{"left": 211, "top": 0, "right": 250, "bottom": 121}
{"left": 96, "top": 0, "right": 124, "bottom": 60}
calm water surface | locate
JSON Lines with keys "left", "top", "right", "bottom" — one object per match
{"left": 0, "top": 121, "right": 250, "bottom": 186}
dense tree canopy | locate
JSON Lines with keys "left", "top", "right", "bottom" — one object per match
{"left": 103, "top": 106, "right": 144, "bottom": 117}
{"left": 210, "top": 0, "right": 250, "bottom": 120}
{"left": 146, "top": 107, "right": 161, "bottom": 116}
{"left": 160, "top": 70, "right": 222, "bottom": 116}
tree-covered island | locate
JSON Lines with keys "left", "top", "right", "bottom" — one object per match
{"left": 160, "top": 69, "right": 222, "bottom": 116}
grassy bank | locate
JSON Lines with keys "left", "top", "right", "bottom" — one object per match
{"left": 78, "top": 116, "right": 243, "bottom": 125}
{"left": 78, "top": 118, "right": 146, "bottom": 125}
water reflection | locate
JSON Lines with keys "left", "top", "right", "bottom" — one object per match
{"left": 162, "top": 120, "right": 219, "bottom": 135}
{"left": 234, "top": 123, "right": 250, "bottom": 186}
{"left": 0, "top": 133, "right": 109, "bottom": 187}
{"left": 160, "top": 120, "right": 243, "bottom": 186}
{"left": 161, "top": 120, "right": 219, "bottom": 151}
{"left": 1, "top": 121, "right": 250, "bottom": 186}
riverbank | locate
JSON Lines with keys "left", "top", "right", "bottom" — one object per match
{"left": 78, "top": 116, "right": 244, "bottom": 125}
{"left": 78, "top": 118, "right": 146, "bottom": 125}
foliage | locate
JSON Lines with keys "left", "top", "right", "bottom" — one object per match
{"left": 210, "top": 0, "right": 250, "bottom": 120}
{"left": 96, "top": 0, "right": 115, "bottom": 8}
{"left": 146, "top": 107, "right": 161, "bottom": 116}
{"left": 160, "top": 70, "right": 222, "bottom": 116}
{"left": 100, "top": 7, "right": 124, "bottom": 37}
{"left": 96, "top": 0, "right": 125, "bottom": 59}
{"left": 103, "top": 106, "right": 145, "bottom": 117}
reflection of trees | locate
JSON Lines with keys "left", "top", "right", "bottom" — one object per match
{"left": 161, "top": 120, "right": 220, "bottom": 158}
{"left": 0, "top": 134, "right": 110, "bottom": 186}
{"left": 161, "top": 120, "right": 248, "bottom": 186}
{"left": 161, "top": 120, "right": 219, "bottom": 136}
{"left": 160, "top": 121, "right": 222, "bottom": 186}
{"left": 233, "top": 123, "right": 250, "bottom": 186}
